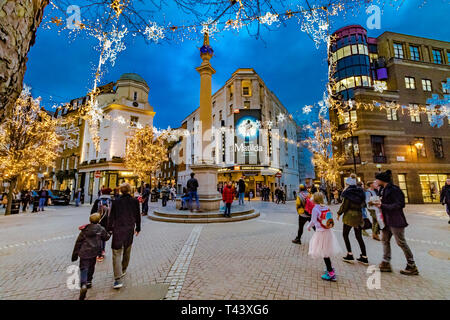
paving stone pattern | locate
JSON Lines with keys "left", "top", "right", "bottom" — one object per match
{"left": 0, "top": 200, "right": 448, "bottom": 300}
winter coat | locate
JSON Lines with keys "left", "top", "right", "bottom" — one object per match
{"left": 72, "top": 223, "right": 110, "bottom": 261}
{"left": 238, "top": 179, "right": 246, "bottom": 193}
{"left": 187, "top": 178, "right": 199, "bottom": 192}
{"left": 142, "top": 187, "right": 150, "bottom": 202}
{"left": 107, "top": 194, "right": 141, "bottom": 250}
{"left": 380, "top": 183, "right": 408, "bottom": 228}
{"left": 222, "top": 186, "right": 234, "bottom": 204}
{"left": 296, "top": 191, "right": 311, "bottom": 217}
{"left": 161, "top": 186, "right": 170, "bottom": 197}
{"left": 337, "top": 185, "right": 366, "bottom": 228}
{"left": 440, "top": 185, "right": 450, "bottom": 204}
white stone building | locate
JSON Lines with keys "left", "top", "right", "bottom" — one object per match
{"left": 173, "top": 68, "right": 299, "bottom": 200}
{"left": 78, "top": 73, "right": 155, "bottom": 202}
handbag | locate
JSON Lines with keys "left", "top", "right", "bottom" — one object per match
{"left": 362, "top": 218, "right": 372, "bottom": 230}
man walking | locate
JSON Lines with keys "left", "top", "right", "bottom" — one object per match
{"left": 107, "top": 183, "right": 141, "bottom": 289}
{"left": 38, "top": 187, "right": 47, "bottom": 211}
{"left": 141, "top": 184, "right": 150, "bottom": 216}
{"left": 161, "top": 183, "right": 170, "bottom": 207}
{"left": 439, "top": 178, "right": 450, "bottom": 224}
{"left": 187, "top": 172, "right": 200, "bottom": 212}
{"left": 375, "top": 170, "right": 419, "bottom": 275}
{"left": 238, "top": 177, "right": 246, "bottom": 205}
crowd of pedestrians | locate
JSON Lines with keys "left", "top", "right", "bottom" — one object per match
{"left": 4, "top": 169, "right": 441, "bottom": 299}
{"left": 294, "top": 169, "right": 421, "bottom": 282}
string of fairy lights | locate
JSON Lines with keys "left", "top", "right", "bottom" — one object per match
{"left": 37, "top": 0, "right": 446, "bottom": 155}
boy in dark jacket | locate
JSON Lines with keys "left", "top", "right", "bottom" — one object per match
{"left": 72, "top": 213, "right": 110, "bottom": 300}
{"left": 375, "top": 170, "right": 418, "bottom": 276}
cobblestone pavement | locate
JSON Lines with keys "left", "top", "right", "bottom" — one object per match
{"left": 0, "top": 200, "right": 448, "bottom": 300}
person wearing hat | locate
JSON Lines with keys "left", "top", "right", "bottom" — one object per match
{"left": 374, "top": 170, "right": 419, "bottom": 275}
{"left": 337, "top": 173, "right": 368, "bottom": 265}
{"left": 292, "top": 184, "right": 312, "bottom": 245}
{"left": 439, "top": 178, "right": 450, "bottom": 224}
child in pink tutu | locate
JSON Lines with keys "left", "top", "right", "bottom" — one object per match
{"left": 307, "top": 192, "right": 342, "bottom": 281}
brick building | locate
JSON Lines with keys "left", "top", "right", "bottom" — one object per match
{"left": 328, "top": 25, "right": 450, "bottom": 203}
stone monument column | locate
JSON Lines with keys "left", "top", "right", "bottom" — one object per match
{"left": 190, "top": 32, "right": 221, "bottom": 211}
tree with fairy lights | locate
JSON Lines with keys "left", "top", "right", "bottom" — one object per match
{"left": 303, "top": 113, "right": 354, "bottom": 202}
{"left": 0, "top": 88, "right": 61, "bottom": 215}
{"left": 124, "top": 125, "right": 168, "bottom": 184}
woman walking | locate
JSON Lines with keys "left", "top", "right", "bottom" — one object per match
{"left": 307, "top": 192, "right": 342, "bottom": 281}
{"left": 337, "top": 174, "right": 369, "bottom": 265}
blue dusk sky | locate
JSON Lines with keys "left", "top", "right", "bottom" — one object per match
{"left": 24, "top": 1, "right": 450, "bottom": 128}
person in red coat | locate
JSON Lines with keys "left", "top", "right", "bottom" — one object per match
{"left": 222, "top": 182, "right": 234, "bottom": 218}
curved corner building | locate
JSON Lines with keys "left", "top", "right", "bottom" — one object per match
{"left": 328, "top": 25, "right": 372, "bottom": 100}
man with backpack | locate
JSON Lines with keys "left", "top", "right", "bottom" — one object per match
{"left": 292, "top": 185, "right": 314, "bottom": 245}
{"left": 90, "top": 188, "right": 113, "bottom": 262}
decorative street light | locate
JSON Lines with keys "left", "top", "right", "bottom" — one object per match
{"left": 413, "top": 139, "right": 424, "bottom": 162}
{"left": 376, "top": 164, "right": 382, "bottom": 172}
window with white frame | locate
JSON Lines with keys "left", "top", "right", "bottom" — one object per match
{"left": 405, "top": 77, "right": 416, "bottom": 89}
{"left": 409, "top": 104, "right": 421, "bottom": 123}
{"left": 409, "top": 45, "right": 420, "bottom": 61}
{"left": 432, "top": 49, "right": 443, "bottom": 64}
{"left": 386, "top": 108, "right": 398, "bottom": 120}
{"left": 393, "top": 43, "right": 404, "bottom": 59}
{"left": 422, "top": 79, "right": 432, "bottom": 92}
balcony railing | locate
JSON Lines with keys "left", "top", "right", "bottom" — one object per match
{"left": 373, "top": 155, "right": 387, "bottom": 163}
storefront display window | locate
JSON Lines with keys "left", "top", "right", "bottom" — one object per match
{"left": 419, "top": 174, "right": 448, "bottom": 203}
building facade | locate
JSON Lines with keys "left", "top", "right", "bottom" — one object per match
{"left": 77, "top": 73, "right": 155, "bottom": 203}
{"left": 328, "top": 25, "right": 450, "bottom": 203}
{"left": 173, "top": 68, "right": 300, "bottom": 200}
{"left": 52, "top": 95, "right": 86, "bottom": 198}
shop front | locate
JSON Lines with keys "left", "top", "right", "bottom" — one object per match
{"left": 217, "top": 165, "right": 280, "bottom": 197}
{"left": 419, "top": 173, "right": 449, "bottom": 203}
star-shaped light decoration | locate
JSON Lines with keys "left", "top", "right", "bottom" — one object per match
{"left": 373, "top": 81, "right": 387, "bottom": 93}
{"left": 426, "top": 93, "right": 450, "bottom": 128}
{"left": 144, "top": 21, "right": 165, "bottom": 42}
{"left": 266, "top": 120, "right": 273, "bottom": 129}
{"left": 260, "top": 12, "right": 279, "bottom": 25}
{"left": 277, "top": 113, "right": 286, "bottom": 123}
{"left": 201, "top": 18, "right": 219, "bottom": 36}
{"left": 302, "top": 105, "right": 312, "bottom": 114}
{"left": 115, "top": 116, "right": 126, "bottom": 124}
